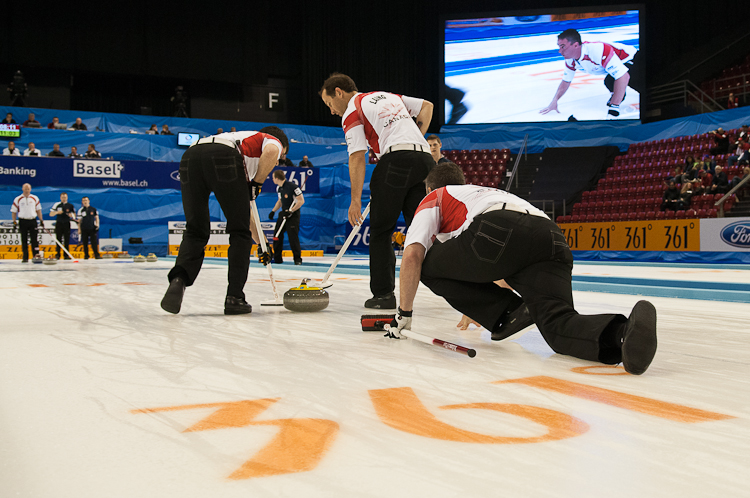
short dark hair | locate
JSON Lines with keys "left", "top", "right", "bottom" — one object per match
{"left": 259, "top": 126, "right": 289, "bottom": 152}
{"left": 82, "top": 196, "right": 89, "bottom": 200}
{"left": 426, "top": 134, "right": 442, "bottom": 144}
{"left": 425, "top": 162, "right": 465, "bottom": 190}
{"left": 60, "top": 191, "right": 67, "bottom": 196}
{"left": 319, "top": 73, "right": 358, "bottom": 97}
{"left": 558, "top": 29, "right": 581, "bottom": 45}
{"left": 273, "top": 170, "right": 286, "bottom": 180}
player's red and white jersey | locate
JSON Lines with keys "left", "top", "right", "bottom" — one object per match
{"left": 404, "top": 185, "right": 547, "bottom": 253}
{"left": 11, "top": 194, "right": 41, "bottom": 219}
{"left": 214, "top": 131, "right": 282, "bottom": 181}
{"left": 562, "top": 41, "right": 636, "bottom": 82}
{"left": 341, "top": 92, "right": 429, "bottom": 159}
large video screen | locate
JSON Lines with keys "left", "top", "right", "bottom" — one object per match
{"left": 444, "top": 9, "right": 641, "bottom": 124}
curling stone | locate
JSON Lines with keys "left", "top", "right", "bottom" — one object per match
{"left": 32, "top": 254, "right": 44, "bottom": 264}
{"left": 283, "top": 278, "right": 329, "bottom": 312}
{"left": 102, "top": 253, "right": 114, "bottom": 259}
{"left": 133, "top": 254, "right": 146, "bottom": 263}
{"left": 43, "top": 257, "right": 57, "bottom": 265}
{"left": 117, "top": 252, "right": 131, "bottom": 259}
{"left": 146, "top": 253, "right": 158, "bottom": 262}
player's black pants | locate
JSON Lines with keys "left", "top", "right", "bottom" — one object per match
{"left": 604, "top": 51, "right": 643, "bottom": 95}
{"left": 419, "top": 209, "right": 624, "bottom": 363}
{"left": 55, "top": 223, "right": 71, "bottom": 259}
{"left": 273, "top": 211, "right": 301, "bottom": 263}
{"left": 169, "top": 143, "right": 252, "bottom": 299}
{"left": 18, "top": 219, "right": 39, "bottom": 260}
{"left": 369, "top": 150, "right": 433, "bottom": 297}
{"left": 80, "top": 229, "right": 100, "bottom": 259}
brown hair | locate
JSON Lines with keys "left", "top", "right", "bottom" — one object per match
{"left": 425, "top": 162, "right": 465, "bottom": 190}
{"left": 273, "top": 170, "right": 286, "bottom": 180}
{"left": 319, "top": 73, "right": 358, "bottom": 97}
{"left": 426, "top": 134, "right": 442, "bottom": 144}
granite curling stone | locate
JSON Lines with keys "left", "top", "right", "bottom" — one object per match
{"left": 283, "top": 278, "right": 329, "bottom": 312}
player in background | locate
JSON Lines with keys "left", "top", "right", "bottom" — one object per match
{"left": 540, "top": 28, "right": 642, "bottom": 119}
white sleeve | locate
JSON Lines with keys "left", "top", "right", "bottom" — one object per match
{"left": 10, "top": 198, "right": 18, "bottom": 213}
{"left": 345, "top": 125, "right": 368, "bottom": 156}
{"left": 561, "top": 60, "right": 576, "bottom": 83}
{"left": 404, "top": 205, "right": 441, "bottom": 253}
{"left": 262, "top": 137, "right": 282, "bottom": 160}
{"left": 401, "top": 95, "right": 425, "bottom": 117}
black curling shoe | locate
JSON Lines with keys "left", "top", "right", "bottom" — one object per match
{"left": 492, "top": 303, "right": 534, "bottom": 341}
{"left": 621, "top": 300, "right": 658, "bottom": 375}
{"left": 160, "top": 277, "right": 186, "bottom": 314}
{"left": 364, "top": 293, "right": 397, "bottom": 309}
{"left": 225, "top": 296, "right": 253, "bottom": 315}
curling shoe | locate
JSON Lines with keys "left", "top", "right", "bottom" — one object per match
{"left": 364, "top": 293, "right": 397, "bottom": 309}
{"left": 621, "top": 300, "right": 657, "bottom": 375}
{"left": 225, "top": 296, "right": 252, "bottom": 315}
{"left": 160, "top": 277, "right": 186, "bottom": 314}
{"left": 492, "top": 301, "right": 534, "bottom": 341}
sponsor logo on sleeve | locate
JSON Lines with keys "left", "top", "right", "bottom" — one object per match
{"left": 720, "top": 221, "right": 750, "bottom": 248}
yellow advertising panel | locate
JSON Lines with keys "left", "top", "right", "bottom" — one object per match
{"left": 557, "top": 219, "right": 700, "bottom": 251}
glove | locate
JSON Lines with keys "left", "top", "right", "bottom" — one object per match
{"left": 248, "top": 180, "right": 263, "bottom": 200}
{"left": 258, "top": 250, "right": 272, "bottom": 266}
{"left": 268, "top": 210, "right": 275, "bottom": 220}
{"left": 384, "top": 307, "right": 412, "bottom": 339}
{"left": 280, "top": 210, "right": 291, "bottom": 219}
{"left": 13, "top": 220, "right": 18, "bottom": 229}
{"left": 607, "top": 103, "right": 620, "bottom": 119}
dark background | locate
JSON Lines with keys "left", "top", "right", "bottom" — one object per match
{"left": 1, "top": 1, "right": 746, "bottom": 129}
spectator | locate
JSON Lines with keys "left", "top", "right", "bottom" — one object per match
{"left": 85, "top": 144, "right": 101, "bottom": 158}
{"left": 298, "top": 155, "right": 314, "bottom": 168}
{"left": 701, "top": 154, "right": 716, "bottom": 175}
{"left": 691, "top": 178, "right": 705, "bottom": 198}
{"left": 216, "top": 128, "right": 224, "bottom": 134}
{"left": 145, "top": 124, "right": 158, "bottom": 135}
{"left": 709, "top": 166, "right": 729, "bottom": 194}
{"left": 22, "top": 113, "right": 41, "bottom": 128}
{"left": 427, "top": 134, "right": 450, "bottom": 164}
{"left": 7, "top": 70, "right": 27, "bottom": 107}
{"left": 709, "top": 128, "right": 730, "bottom": 155}
{"left": 23, "top": 142, "right": 41, "bottom": 156}
{"left": 47, "top": 143, "right": 65, "bottom": 157}
{"left": 698, "top": 169, "right": 713, "bottom": 188}
{"left": 2, "top": 141, "right": 20, "bottom": 155}
{"left": 727, "top": 93, "right": 738, "bottom": 109}
{"left": 683, "top": 155, "right": 695, "bottom": 172}
{"left": 661, "top": 180, "right": 680, "bottom": 211}
{"left": 728, "top": 139, "right": 749, "bottom": 168}
{"left": 47, "top": 117, "right": 61, "bottom": 129}
{"left": 2, "top": 112, "right": 15, "bottom": 124}
{"left": 666, "top": 165, "right": 684, "bottom": 185}
{"left": 70, "top": 118, "right": 87, "bottom": 131}
{"left": 278, "top": 152, "right": 294, "bottom": 167}
{"left": 161, "top": 124, "right": 173, "bottom": 135}
{"left": 736, "top": 124, "right": 749, "bottom": 144}
{"left": 230, "top": 127, "right": 237, "bottom": 132}
{"left": 678, "top": 180, "right": 697, "bottom": 210}
{"left": 68, "top": 146, "right": 81, "bottom": 158}
{"left": 730, "top": 166, "right": 750, "bottom": 191}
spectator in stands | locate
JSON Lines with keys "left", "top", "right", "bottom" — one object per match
{"left": 216, "top": 128, "right": 224, "bottom": 134}
{"left": 727, "top": 93, "right": 738, "bottom": 109}
{"left": 702, "top": 154, "right": 716, "bottom": 174}
{"left": 728, "top": 140, "right": 749, "bottom": 167}
{"left": 683, "top": 155, "right": 695, "bottom": 172}
{"left": 2, "top": 112, "right": 15, "bottom": 124}
{"left": 667, "top": 165, "right": 685, "bottom": 185}
{"left": 3, "top": 141, "right": 20, "bottom": 155}
{"left": 145, "top": 124, "right": 158, "bottom": 135}
{"left": 678, "top": 180, "right": 697, "bottom": 210}
{"left": 69, "top": 146, "right": 81, "bottom": 158}
{"left": 698, "top": 169, "right": 713, "bottom": 188}
{"left": 709, "top": 166, "right": 729, "bottom": 194}
{"left": 736, "top": 124, "right": 749, "bottom": 144}
{"left": 278, "top": 153, "right": 294, "bottom": 167}
{"left": 427, "top": 134, "right": 449, "bottom": 164}
{"left": 85, "top": 144, "right": 101, "bottom": 158}
{"left": 298, "top": 155, "right": 314, "bottom": 168}
{"left": 709, "top": 128, "right": 730, "bottom": 155}
{"left": 684, "top": 163, "right": 700, "bottom": 181}
{"left": 47, "top": 117, "right": 60, "bottom": 129}
{"left": 23, "top": 143, "right": 41, "bottom": 156}
{"left": 23, "top": 113, "right": 41, "bottom": 128}
{"left": 71, "top": 118, "right": 87, "bottom": 131}
{"left": 661, "top": 180, "right": 681, "bottom": 211}
{"left": 730, "top": 166, "right": 750, "bottom": 191}
{"left": 7, "top": 70, "right": 27, "bottom": 107}
{"left": 161, "top": 124, "right": 173, "bottom": 135}
{"left": 691, "top": 178, "right": 705, "bottom": 198}
{"left": 230, "top": 127, "right": 237, "bottom": 132}
{"left": 47, "top": 144, "right": 65, "bottom": 157}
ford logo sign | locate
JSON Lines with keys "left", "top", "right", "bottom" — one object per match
{"left": 170, "top": 170, "right": 180, "bottom": 181}
{"left": 101, "top": 245, "right": 118, "bottom": 251}
{"left": 217, "top": 223, "right": 227, "bottom": 229}
{"left": 174, "top": 222, "right": 187, "bottom": 229}
{"left": 720, "top": 221, "right": 750, "bottom": 248}
{"left": 0, "top": 221, "right": 14, "bottom": 227}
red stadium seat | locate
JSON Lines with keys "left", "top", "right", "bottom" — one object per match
{"left": 675, "top": 210, "right": 687, "bottom": 219}
{"left": 586, "top": 215, "right": 596, "bottom": 223}
{"left": 627, "top": 212, "right": 638, "bottom": 221}
{"left": 665, "top": 210, "right": 676, "bottom": 219}
{"left": 686, "top": 209, "right": 697, "bottom": 218}
{"left": 697, "top": 209, "right": 708, "bottom": 218}
{"left": 656, "top": 211, "right": 666, "bottom": 220}
{"left": 594, "top": 213, "right": 603, "bottom": 222}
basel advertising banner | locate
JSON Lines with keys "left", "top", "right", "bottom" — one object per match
{"left": 0, "top": 156, "right": 319, "bottom": 193}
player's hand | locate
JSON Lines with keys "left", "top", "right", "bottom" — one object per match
{"left": 248, "top": 180, "right": 263, "bottom": 200}
{"left": 12, "top": 220, "right": 18, "bottom": 229}
{"left": 385, "top": 307, "right": 412, "bottom": 339}
{"left": 348, "top": 200, "right": 364, "bottom": 226}
{"left": 258, "top": 249, "right": 272, "bottom": 266}
{"left": 456, "top": 315, "right": 481, "bottom": 330}
{"left": 280, "top": 210, "right": 291, "bottom": 219}
{"left": 539, "top": 102, "right": 559, "bottom": 114}
{"left": 268, "top": 211, "right": 275, "bottom": 220}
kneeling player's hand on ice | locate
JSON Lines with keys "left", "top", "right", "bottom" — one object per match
{"left": 539, "top": 102, "right": 559, "bottom": 114}
{"left": 385, "top": 307, "right": 412, "bottom": 339}
{"left": 456, "top": 315, "right": 481, "bottom": 330}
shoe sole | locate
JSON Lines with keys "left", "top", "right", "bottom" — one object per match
{"left": 160, "top": 295, "right": 182, "bottom": 314}
{"left": 224, "top": 308, "right": 252, "bottom": 315}
{"left": 364, "top": 302, "right": 397, "bottom": 309}
{"left": 622, "top": 301, "right": 658, "bottom": 375}
{"left": 491, "top": 305, "right": 534, "bottom": 341}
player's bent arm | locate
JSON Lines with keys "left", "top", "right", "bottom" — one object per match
{"left": 254, "top": 144, "right": 281, "bottom": 184}
{"left": 415, "top": 101, "right": 434, "bottom": 135}
{"left": 540, "top": 81, "right": 571, "bottom": 114}
{"left": 399, "top": 243, "right": 426, "bottom": 312}
{"left": 611, "top": 73, "right": 630, "bottom": 106}
{"left": 292, "top": 194, "right": 304, "bottom": 211}
{"left": 348, "top": 150, "right": 367, "bottom": 226}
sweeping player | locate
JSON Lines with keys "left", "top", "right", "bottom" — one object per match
{"left": 320, "top": 72, "right": 434, "bottom": 309}
{"left": 540, "top": 28, "right": 642, "bottom": 120}
{"left": 387, "top": 162, "right": 658, "bottom": 375}
{"left": 161, "top": 126, "right": 289, "bottom": 315}
{"left": 268, "top": 170, "right": 304, "bottom": 265}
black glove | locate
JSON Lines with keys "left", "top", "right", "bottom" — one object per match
{"left": 268, "top": 211, "right": 275, "bottom": 220}
{"left": 248, "top": 180, "right": 263, "bottom": 200}
{"left": 280, "top": 210, "right": 292, "bottom": 219}
{"left": 13, "top": 220, "right": 18, "bottom": 229}
{"left": 258, "top": 250, "right": 272, "bottom": 266}
{"left": 385, "top": 307, "right": 412, "bottom": 339}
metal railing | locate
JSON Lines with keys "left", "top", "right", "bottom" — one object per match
{"left": 715, "top": 174, "right": 750, "bottom": 217}
{"left": 505, "top": 134, "right": 529, "bottom": 191}
{"left": 649, "top": 80, "right": 724, "bottom": 114}
{"left": 701, "top": 71, "right": 750, "bottom": 104}
{"left": 530, "top": 199, "right": 556, "bottom": 221}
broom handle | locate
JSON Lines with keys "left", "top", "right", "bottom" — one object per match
{"left": 321, "top": 202, "right": 371, "bottom": 286}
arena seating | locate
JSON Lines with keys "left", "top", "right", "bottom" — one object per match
{"left": 443, "top": 148, "right": 510, "bottom": 187}
{"left": 556, "top": 133, "right": 741, "bottom": 224}
{"left": 700, "top": 54, "right": 750, "bottom": 101}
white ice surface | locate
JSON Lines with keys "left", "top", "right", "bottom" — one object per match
{"left": 1, "top": 259, "right": 748, "bottom": 497}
